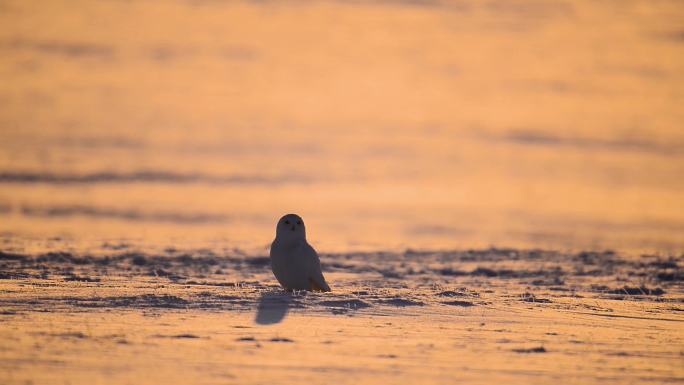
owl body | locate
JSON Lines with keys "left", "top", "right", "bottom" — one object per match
{"left": 269, "top": 214, "right": 331, "bottom": 292}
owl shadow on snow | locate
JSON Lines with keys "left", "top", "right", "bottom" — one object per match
{"left": 255, "top": 291, "right": 293, "bottom": 325}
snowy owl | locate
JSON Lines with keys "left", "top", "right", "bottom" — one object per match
{"left": 270, "top": 214, "right": 331, "bottom": 292}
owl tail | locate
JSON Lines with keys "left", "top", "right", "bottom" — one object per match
{"left": 309, "top": 277, "right": 331, "bottom": 292}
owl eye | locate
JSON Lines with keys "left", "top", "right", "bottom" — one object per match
{"left": 297, "top": 220, "right": 302, "bottom": 225}
{"left": 284, "top": 220, "right": 290, "bottom": 225}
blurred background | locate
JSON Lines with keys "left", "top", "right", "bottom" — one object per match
{"left": 0, "top": 0, "right": 682, "bottom": 254}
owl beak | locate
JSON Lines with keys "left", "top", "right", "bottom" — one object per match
{"left": 291, "top": 226, "right": 296, "bottom": 231}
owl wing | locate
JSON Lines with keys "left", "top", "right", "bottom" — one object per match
{"left": 303, "top": 243, "right": 331, "bottom": 292}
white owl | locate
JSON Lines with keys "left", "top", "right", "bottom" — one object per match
{"left": 269, "top": 214, "right": 331, "bottom": 292}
